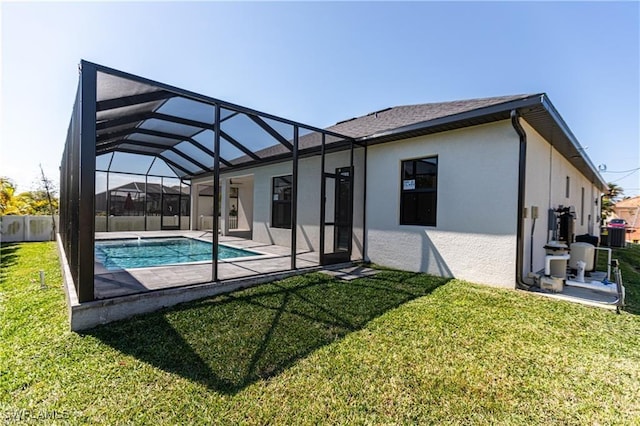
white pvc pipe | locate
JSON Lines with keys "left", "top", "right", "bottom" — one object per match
{"left": 594, "top": 247, "right": 612, "bottom": 281}
{"left": 544, "top": 254, "right": 570, "bottom": 276}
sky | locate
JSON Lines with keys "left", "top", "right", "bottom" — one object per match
{"left": 1, "top": 1, "right": 639, "bottom": 197}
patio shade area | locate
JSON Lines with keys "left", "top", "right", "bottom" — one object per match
{"left": 60, "top": 60, "right": 361, "bottom": 303}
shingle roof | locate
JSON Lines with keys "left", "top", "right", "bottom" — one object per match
{"left": 325, "top": 94, "right": 534, "bottom": 139}
{"left": 615, "top": 196, "right": 640, "bottom": 208}
{"left": 238, "top": 94, "right": 536, "bottom": 163}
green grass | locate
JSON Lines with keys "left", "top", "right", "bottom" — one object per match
{"left": 608, "top": 246, "right": 640, "bottom": 314}
{"left": 2, "top": 242, "right": 640, "bottom": 424}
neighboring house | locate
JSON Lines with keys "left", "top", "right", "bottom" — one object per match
{"left": 95, "top": 181, "right": 189, "bottom": 217}
{"left": 94, "top": 181, "right": 191, "bottom": 232}
{"left": 60, "top": 61, "right": 608, "bottom": 312}
{"left": 613, "top": 196, "right": 640, "bottom": 243}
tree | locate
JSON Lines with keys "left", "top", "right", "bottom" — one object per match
{"left": 39, "top": 164, "right": 58, "bottom": 235}
{"left": 0, "top": 175, "right": 59, "bottom": 216}
{"left": 601, "top": 182, "right": 624, "bottom": 221}
{"left": 14, "top": 190, "right": 59, "bottom": 215}
{"left": 0, "top": 177, "right": 25, "bottom": 215}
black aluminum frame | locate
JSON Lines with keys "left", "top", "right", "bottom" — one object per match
{"left": 60, "top": 60, "right": 364, "bottom": 303}
{"left": 318, "top": 136, "right": 362, "bottom": 266}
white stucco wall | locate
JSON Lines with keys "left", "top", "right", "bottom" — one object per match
{"left": 250, "top": 161, "right": 296, "bottom": 247}
{"left": 237, "top": 180, "right": 254, "bottom": 230}
{"left": 197, "top": 195, "right": 214, "bottom": 217}
{"left": 193, "top": 148, "right": 365, "bottom": 260}
{"left": 522, "top": 120, "right": 603, "bottom": 275}
{"left": 366, "top": 121, "right": 520, "bottom": 288}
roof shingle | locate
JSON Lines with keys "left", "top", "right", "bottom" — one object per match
{"left": 326, "top": 94, "right": 534, "bottom": 139}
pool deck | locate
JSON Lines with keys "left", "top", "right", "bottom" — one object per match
{"left": 94, "top": 231, "right": 320, "bottom": 299}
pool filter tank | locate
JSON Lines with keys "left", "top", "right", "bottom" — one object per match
{"left": 569, "top": 242, "right": 595, "bottom": 272}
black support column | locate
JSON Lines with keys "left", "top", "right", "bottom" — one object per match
{"left": 290, "top": 126, "right": 299, "bottom": 270}
{"left": 212, "top": 104, "right": 221, "bottom": 281}
{"left": 78, "top": 61, "right": 97, "bottom": 303}
{"left": 319, "top": 133, "right": 326, "bottom": 265}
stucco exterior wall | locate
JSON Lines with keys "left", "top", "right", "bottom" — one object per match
{"left": 193, "top": 148, "right": 365, "bottom": 260}
{"left": 365, "top": 121, "right": 520, "bottom": 288}
{"left": 250, "top": 160, "right": 296, "bottom": 247}
{"left": 197, "top": 195, "right": 214, "bottom": 217}
{"left": 237, "top": 180, "right": 254, "bottom": 230}
{"left": 522, "top": 120, "right": 602, "bottom": 275}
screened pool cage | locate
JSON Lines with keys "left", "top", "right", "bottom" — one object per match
{"left": 60, "top": 61, "right": 364, "bottom": 303}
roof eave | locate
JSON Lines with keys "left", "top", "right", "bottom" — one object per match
{"left": 537, "top": 95, "right": 608, "bottom": 192}
{"left": 357, "top": 93, "right": 608, "bottom": 193}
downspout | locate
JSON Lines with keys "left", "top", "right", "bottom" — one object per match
{"left": 511, "top": 110, "right": 532, "bottom": 290}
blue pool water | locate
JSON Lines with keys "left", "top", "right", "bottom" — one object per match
{"left": 95, "top": 237, "right": 259, "bottom": 270}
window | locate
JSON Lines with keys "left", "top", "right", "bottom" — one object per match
{"left": 272, "top": 175, "right": 292, "bottom": 228}
{"left": 400, "top": 157, "right": 438, "bottom": 226}
{"left": 566, "top": 176, "right": 570, "bottom": 198}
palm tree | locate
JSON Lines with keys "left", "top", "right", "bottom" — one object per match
{"left": 601, "top": 182, "right": 624, "bottom": 221}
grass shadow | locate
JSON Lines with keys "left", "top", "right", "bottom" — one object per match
{"left": 1, "top": 243, "right": 21, "bottom": 283}
{"left": 86, "top": 270, "right": 450, "bottom": 394}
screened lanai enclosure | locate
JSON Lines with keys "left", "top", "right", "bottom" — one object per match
{"left": 60, "top": 61, "right": 365, "bottom": 306}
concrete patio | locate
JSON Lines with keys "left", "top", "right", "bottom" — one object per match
{"left": 94, "top": 231, "right": 320, "bottom": 299}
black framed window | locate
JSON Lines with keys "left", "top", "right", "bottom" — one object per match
{"left": 400, "top": 157, "right": 438, "bottom": 226}
{"left": 272, "top": 175, "right": 292, "bottom": 228}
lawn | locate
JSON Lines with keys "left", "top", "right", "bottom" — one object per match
{"left": 1, "top": 242, "right": 639, "bottom": 424}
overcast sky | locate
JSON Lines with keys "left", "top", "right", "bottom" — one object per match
{"left": 1, "top": 1, "right": 639, "bottom": 196}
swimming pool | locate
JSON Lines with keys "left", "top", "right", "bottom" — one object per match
{"left": 95, "top": 237, "right": 260, "bottom": 270}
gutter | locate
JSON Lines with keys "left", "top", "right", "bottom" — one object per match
{"left": 511, "top": 109, "right": 532, "bottom": 290}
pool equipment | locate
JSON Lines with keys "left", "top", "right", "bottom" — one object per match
{"left": 540, "top": 239, "right": 625, "bottom": 310}
{"left": 540, "top": 275, "right": 564, "bottom": 293}
{"left": 569, "top": 242, "right": 595, "bottom": 272}
{"left": 575, "top": 260, "right": 586, "bottom": 283}
{"left": 544, "top": 241, "right": 569, "bottom": 279}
